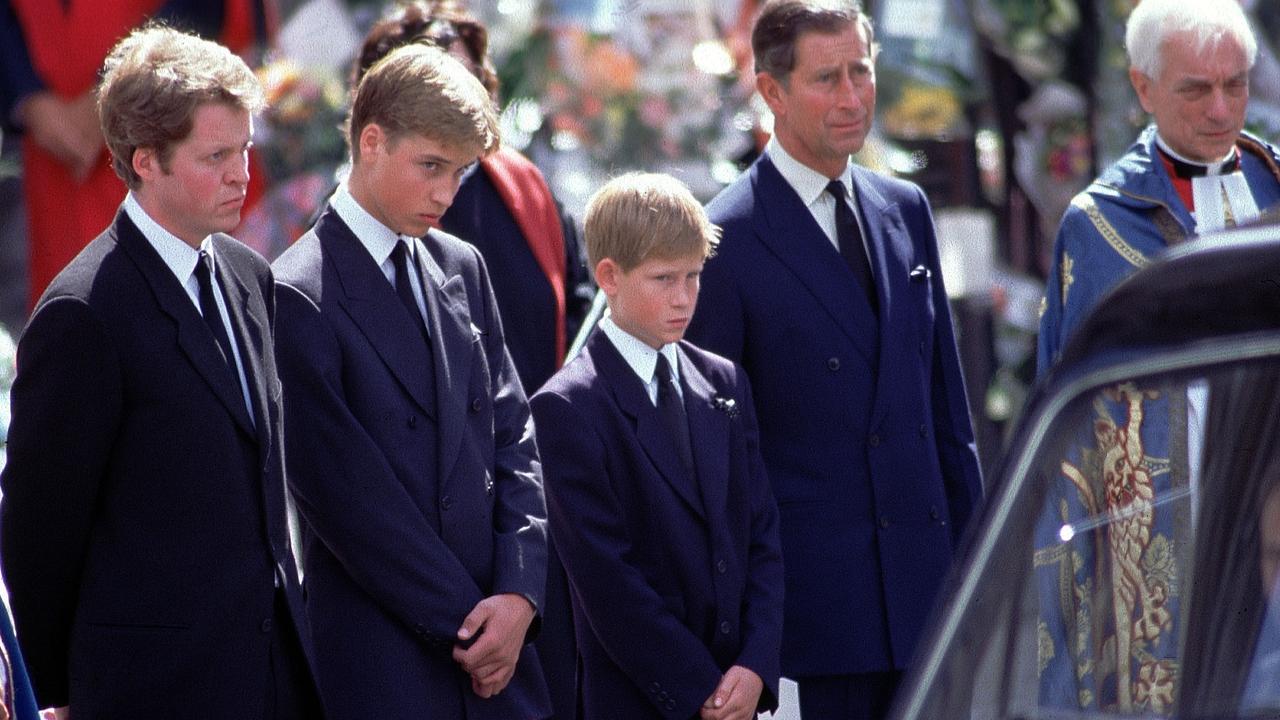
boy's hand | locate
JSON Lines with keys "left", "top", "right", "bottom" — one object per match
{"left": 700, "top": 665, "right": 763, "bottom": 720}
{"left": 452, "top": 593, "right": 536, "bottom": 697}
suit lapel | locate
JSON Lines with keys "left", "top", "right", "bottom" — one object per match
{"left": 679, "top": 346, "right": 728, "bottom": 525}
{"left": 115, "top": 213, "right": 255, "bottom": 438}
{"left": 319, "top": 210, "right": 436, "bottom": 417}
{"left": 416, "top": 235, "right": 473, "bottom": 485}
{"left": 590, "top": 332, "right": 705, "bottom": 520}
{"left": 213, "top": 237, "right": 273, "bottom": 455}
{"left": 751, "top": 157, "right": 877, "bottom": 365}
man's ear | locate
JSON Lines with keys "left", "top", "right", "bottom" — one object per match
{"left": 757, "top": 71, "right": 787, "bottom": 118}
{"left": 132, "top": 147, "right": 158, "bottom": 182}
{"left": 594, "top": 258, "right": 621, "bottom": 298}
{"left": 1129, "top": 67, "right": 1156, "bottom": 115}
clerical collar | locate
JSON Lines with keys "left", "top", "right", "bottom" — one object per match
{"left": 1155, "top": 135, "right": 1239, "bottom": 178}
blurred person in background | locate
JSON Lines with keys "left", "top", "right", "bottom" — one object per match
{"left": 0, "top": 0, "right": 273, "bottom": 311}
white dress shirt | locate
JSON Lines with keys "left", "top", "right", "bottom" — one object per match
{"left": 765, "top": 136, "right": 874, "bottom": 268}
{"left": 599, "top": 314, "right": 683, "bottom": 405}
{"left": 330, "top": 184, "right": 429, "bottom": 323}
{"left": 124, "top": 193, "right": 255, "bottom": 425}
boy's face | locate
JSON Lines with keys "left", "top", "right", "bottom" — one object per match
{"left": 357, "top": 124, "right": 476, "bottom": 237}
{"left": 597, "top": 252, "right": 704, "bottom": 350}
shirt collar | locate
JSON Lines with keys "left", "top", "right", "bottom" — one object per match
{"left": 331, "top": 183, "right": 403, "bottom": 266}
{"left": 766, "top": 136, "right": 853, "bottom": 207}
{"left": 1154, "top": 133, "right": 1238, "bottom": 177}
{"left": 599, "top": 313, "right": 680, "bottom": 387}
{"left": 123, "top": 192, "right": 209, "bottom": 284}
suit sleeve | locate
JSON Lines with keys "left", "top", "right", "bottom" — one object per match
{"left": 685, "top": 234, "right": 747, "bottom": 364}
{"left": 472, "top": 248, "right": 548, "bottom": 613}
{"left": 730, "top": 373, "right": 784, "bottom": 711}
{"left": 1, "top": 297, "right": 122, "bottom": 707}
{"left": 273, "top": 282, "right": 486, "bottom": 643}
{"left": 0, "top": 0, "right": 42, "bottom": 132}
{"left": 912, "top": 187, "right": 984, "bottom": 541}
{"left": 530, "top": 390, "right": 723, "bottom": 718}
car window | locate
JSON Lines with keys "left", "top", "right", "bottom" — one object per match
{"left": 898, "top": 354, "right": 1280, "bottom": 720}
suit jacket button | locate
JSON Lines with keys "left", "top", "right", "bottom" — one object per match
{"left": 470, "top": 397, "right": 482, "bottom": 412}
{"left": 414, "top": 624, "right": 426, "bottom": 635}
{"left": 879, "top": 516, "right": 890, "bottom": 529}
{"left": 827, "top": 357, "right": 840, "bottom": 371}
{"left": 719, "top": 620, "right": 731, "bottom": 635}
{"left": 649, "top": 682, "right": 661, "bottom": 694}
{"left": 919, "top": 424, "right": 928, "bottom": 437}
{"left": 716, "top": 559, "right": 727, "bottom": 574}
{"left": 868, "top": 433, "right": 881, "bottom": 447}
{"left": 260, "top": 617, "right": 273, "bottom": 633}
{"left": 664, "top": 700, "right": 676, "bottom": 711}
{"left": 407, "top": 415, "right": 418, "bottom": 429}
{"left": 930, "top": 505, "right": 941, "bottom": 520}
{"left": 440, "top": 495, "right": 452, "bottom": 510}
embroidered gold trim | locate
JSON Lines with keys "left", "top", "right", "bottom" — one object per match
{"left": 1071, "top": 194, "right": 1151, "bottom": 270}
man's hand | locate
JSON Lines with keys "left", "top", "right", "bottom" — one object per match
{"left": 18, "top": 90, "right": 104, "bottom": 181}
{"left": 452, "top": 593, "right": 536, "bottom": 698}
{"left": 700, "top": 665, "right": 763, "bottom": 720}
{"left": 40, "top": 706, "right": 69, "bottom": 720}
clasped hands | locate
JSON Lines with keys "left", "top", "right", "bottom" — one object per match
{"left": 18, "top": 90, "right": 104, "bottom": 182}
{"left": 700, "top": 665, "right": 763, "bottom": 720}
{"left": 452, "top": 592, "right": 535, "bottom": 698}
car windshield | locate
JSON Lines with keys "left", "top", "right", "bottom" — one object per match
{"left": 898, "top": 352, "right": 1280, "bottom": 720}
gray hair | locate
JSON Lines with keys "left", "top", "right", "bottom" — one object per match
{"left": 1125, "top": 0, "right": 1257, "bottom": 78}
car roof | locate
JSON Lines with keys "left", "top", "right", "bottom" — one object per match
{"left": 1052, "top": 216, "right": 1280, "bottom": 380}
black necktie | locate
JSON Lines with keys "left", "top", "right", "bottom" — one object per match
{"left": 655, "top": 353, "right": 695, "bottom": 479}
{"left": 195, "top": 250, "right": 236, "bottom": 371}
{"left": 826, "top": 180, "right": 878, "bottom": 314}
{"left": 391, "top": 240, "right": 429, "bottom": 342}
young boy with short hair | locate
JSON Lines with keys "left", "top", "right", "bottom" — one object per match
{"left": 530, "top": 173, "right": 784, "bottom": 720}
{"left": 271, "top": 43, "right": 550, "bottom": 720}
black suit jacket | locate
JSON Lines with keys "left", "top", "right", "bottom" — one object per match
{"left": 0, "top": 210, "right": 311, "bottom": 717}
{"left": 272, "top": 208, "right": 551, "bottom": 719}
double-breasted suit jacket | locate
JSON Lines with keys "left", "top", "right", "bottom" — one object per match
{"left": 685, "top": 155, "right": 983, "bottom": 677}
{"left": 0, "top": 210, "right": 312, "bottom": 717}
{"left": 530, "top": 330, "right": 784, "bottom": 719}
{"left": 272, "top": 207, "right": 551, "bottom": 719}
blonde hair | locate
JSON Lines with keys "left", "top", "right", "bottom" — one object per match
{"left": 97, "top": 24, "right": 264, "bottom": 190}
{"left": 347, "top": 43, "right": 499, "bottom": 162}
{"left": 584, "top": 173, "right": 720, "bottom": 271}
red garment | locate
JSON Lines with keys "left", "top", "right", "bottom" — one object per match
{"left": 12, "top": 0, "right": 267, "bottom": 308}
{"left": 480, "top": 147, "right": 568, "bottom": 366}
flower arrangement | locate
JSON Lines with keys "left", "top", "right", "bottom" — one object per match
{"left": 236, "top": 57, "right": 349, "bottom": 259}
{"left": 255, "top": 58, "right": 349, "bottom": 184}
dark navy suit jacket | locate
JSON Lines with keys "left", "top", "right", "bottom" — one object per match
{"left": 440, "top": 157, "right": 591, "bottom": 720}
{"left": 685, "top": 155, "right": 983, "bottom": 677}
{"left": 271, "top": 208, "right": 551, "bottom": 719}
{"left": 0, "top": 211, "right": 314, "bottom": 716}
{"left": 530, "top": 330, "right": 783, "bottom": 719}
{"left": 440, "top": 166, "right": 592, "bottom": 394}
